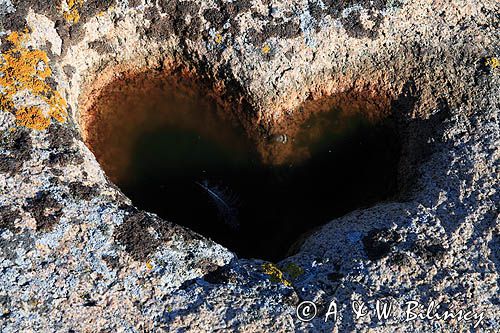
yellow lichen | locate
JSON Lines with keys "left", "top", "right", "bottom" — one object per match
{"left": 281, "top": 262, "right": 304, "bottom": 280}
{"left": 262, "top": 44, "right": 271, "bottom": 54}
{"left": 15, "top": 106, "right": 51, "bottom": 130}
{"left": 262, "top": 263, "right": 291, "bottom": 287}
{"left": 145, "top": 260, "right": 153, "bottom": 270}
{"left": 0, "top": 30, "right": 67, "bottom": 130}
{"left": 485, "top": 57, "right": 499, "bottom": 70}
{"left": 63, "top": 0, "right": 84, "bottom": 25}
{"left": 214, "top": 33, "right": 223, "bottom": 44}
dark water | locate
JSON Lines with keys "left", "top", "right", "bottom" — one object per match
{"left": 117, "top": 109, "right": 401, "bottom": 261}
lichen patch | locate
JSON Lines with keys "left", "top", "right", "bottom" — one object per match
{"left": 262, "top": 263, "right": 291, "bottom": 287}
{"left": 62, "top": 0, "right": 84, "bottom": 25}
{"left": 0, "top": 30, "right": 67, "bottom": 130}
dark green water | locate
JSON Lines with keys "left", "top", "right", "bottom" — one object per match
{"left": 117, "top": 109, "right": 401, "bottom": 261}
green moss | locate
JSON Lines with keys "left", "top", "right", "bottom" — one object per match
{"left": 281, "top": 262, "right": 305, "bottom": 280}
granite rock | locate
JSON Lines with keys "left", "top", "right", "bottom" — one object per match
{"left": 0, "top": 0, "right": 499, "bottom": 331}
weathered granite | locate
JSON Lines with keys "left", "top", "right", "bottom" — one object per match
{"left": 0, "top": 0, "right": 498, "bottom": 331}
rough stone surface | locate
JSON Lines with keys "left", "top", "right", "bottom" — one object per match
{"left": 0, "top": 0, "right": 499, "bottom": 331}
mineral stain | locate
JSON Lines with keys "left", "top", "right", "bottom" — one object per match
{"left": 84, "top": 71, "right": 400, "bottom": 261}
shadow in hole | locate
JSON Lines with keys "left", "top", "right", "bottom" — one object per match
{"left": 120, "top": 111, "right": 401, "bottom": 261}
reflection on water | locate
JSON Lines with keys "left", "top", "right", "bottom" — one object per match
{"left": 84, "top": 71, "right": 401, "bottom": 260}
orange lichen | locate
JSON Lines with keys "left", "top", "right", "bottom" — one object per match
{"left": 15, "top": 106, "right": 51, "bottom": 130}
{"left": 0, "top": 30, "right": 67, "bottom": 130}
{"left": 63, "top": 0, "right": 84, "bottom": 25}
{"left": 262, "top": 44, "right": 271, "bottom": 54}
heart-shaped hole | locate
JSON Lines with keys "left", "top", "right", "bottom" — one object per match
{"left": 81, "top": 66, "right": 401, "bottom": 261}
